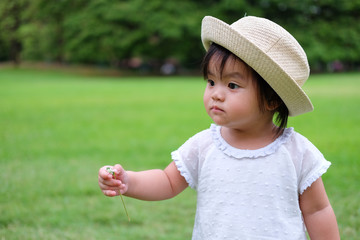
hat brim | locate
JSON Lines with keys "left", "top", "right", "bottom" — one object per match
{"left": 201, "top": 16, "right": 313, "bottom": 117}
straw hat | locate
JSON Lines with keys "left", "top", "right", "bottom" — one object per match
{"left": 201, "top": 16, "right": 313, "bottom": 116}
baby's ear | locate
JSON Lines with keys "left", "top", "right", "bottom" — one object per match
{"left": 265, "top": 99, "right": 280, "bottom": 112}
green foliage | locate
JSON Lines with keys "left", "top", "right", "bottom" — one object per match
{"left": 0, "top": 0, "right": 360, "bottom": 70}
{"left": 0, "top": 69, "right": 359, "bottom": 238}
{"left": 0, "top": 0, "right": 28, "bottom": 64}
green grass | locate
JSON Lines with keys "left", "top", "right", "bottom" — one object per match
{"left": 0, "top": 68, "right": 359, "bottom": 239}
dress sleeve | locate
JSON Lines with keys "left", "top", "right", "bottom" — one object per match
{"left": 297, "top": 135, "right": 331, "bottom": 195}
{"left": 171, "top": 129, "right": 210, "bottom": 190}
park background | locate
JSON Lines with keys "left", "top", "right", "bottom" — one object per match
{"left": 1, "top": 0, "right": 359, "bottom": 239}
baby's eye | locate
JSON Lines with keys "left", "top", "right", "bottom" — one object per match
{"left": 228, "top": 83, "right": 240, "bottom": 89}
{"left": 207, "top": 79, "right": 215, "bottom": 86}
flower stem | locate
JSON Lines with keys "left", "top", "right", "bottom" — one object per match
{"left": 106, "top": 167, "right": 130, "bottom": 222}
{"left": 118, "top": 192, "right": 130, "bottom": 222}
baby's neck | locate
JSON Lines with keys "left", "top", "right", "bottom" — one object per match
{"left": 220, "top": 124, "right": 280, "bottom": 150}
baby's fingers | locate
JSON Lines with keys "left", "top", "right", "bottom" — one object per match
{"left": 99, "top": 165, "right": 115, "bottom": 180}
{"left": 98, "top": 174, "right": 121, "bottom": 187}
{"left": 113, "top": 164, "right": 126, "bottom": 178}
{"left": 98, "top": 180, "right": 127, "bottom": 196}
{"left": 101, "top": 189, "right": 118, "bottom": 197}
{"left": 98, "top": 179, "right": 120, "bottom": 195}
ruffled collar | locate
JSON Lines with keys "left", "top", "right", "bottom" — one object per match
{"left": 210, "top": 124, "right": 293, "bottom": 159}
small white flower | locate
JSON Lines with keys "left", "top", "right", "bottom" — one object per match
{"left": 106, "top": 167, "right": 115, "bottom": 176}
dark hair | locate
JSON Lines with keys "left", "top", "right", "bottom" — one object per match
{"left": 202, "top": 43, "right": 289, "bottom": 136}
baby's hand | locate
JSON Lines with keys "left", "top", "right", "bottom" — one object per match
{"left": 98, "top": 164, "right": 129, "bottom": 197}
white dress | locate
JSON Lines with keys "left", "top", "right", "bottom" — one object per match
{"left": 172, "top": 124, "right": 331, "bottom": 240}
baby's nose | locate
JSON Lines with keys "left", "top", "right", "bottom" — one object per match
{"left": 211, "top": 87, "right": 225, "bottom": 101}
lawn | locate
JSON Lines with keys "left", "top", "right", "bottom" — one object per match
{"left": 0, "top": 68, "right": 359, "bottom": 239}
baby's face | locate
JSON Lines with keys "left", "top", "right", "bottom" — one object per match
{"left": 203, "top": 57, "right": 272, "bottom": 130}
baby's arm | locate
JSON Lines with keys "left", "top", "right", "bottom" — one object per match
{"left": 299, "top": 177, "right": 340, "bottom": 240}
{"left": 98, "top": 162, "right": 188, "bottom": 201}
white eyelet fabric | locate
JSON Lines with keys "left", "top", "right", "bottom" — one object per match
{"left": 172, "top": 124, "right": 330, "bottom": 239}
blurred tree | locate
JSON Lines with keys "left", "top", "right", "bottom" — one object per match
{"left": 0, "top": 0, "right": 28, "bottom": 65}
{"left": 303, "top": 0, "right": 360, "bottom": 71}
{"left": 20, "top": 0, "right": 86, "bottom": 63}
{"left": 63, "top": 0, "right": 204, "bottom": 68}
{"left": 0, "top": 0, "right": 359, "bottom": 72}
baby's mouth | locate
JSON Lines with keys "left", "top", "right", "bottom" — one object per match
{"left": 211, "top": 105, "right": 224, "bottom": 112}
